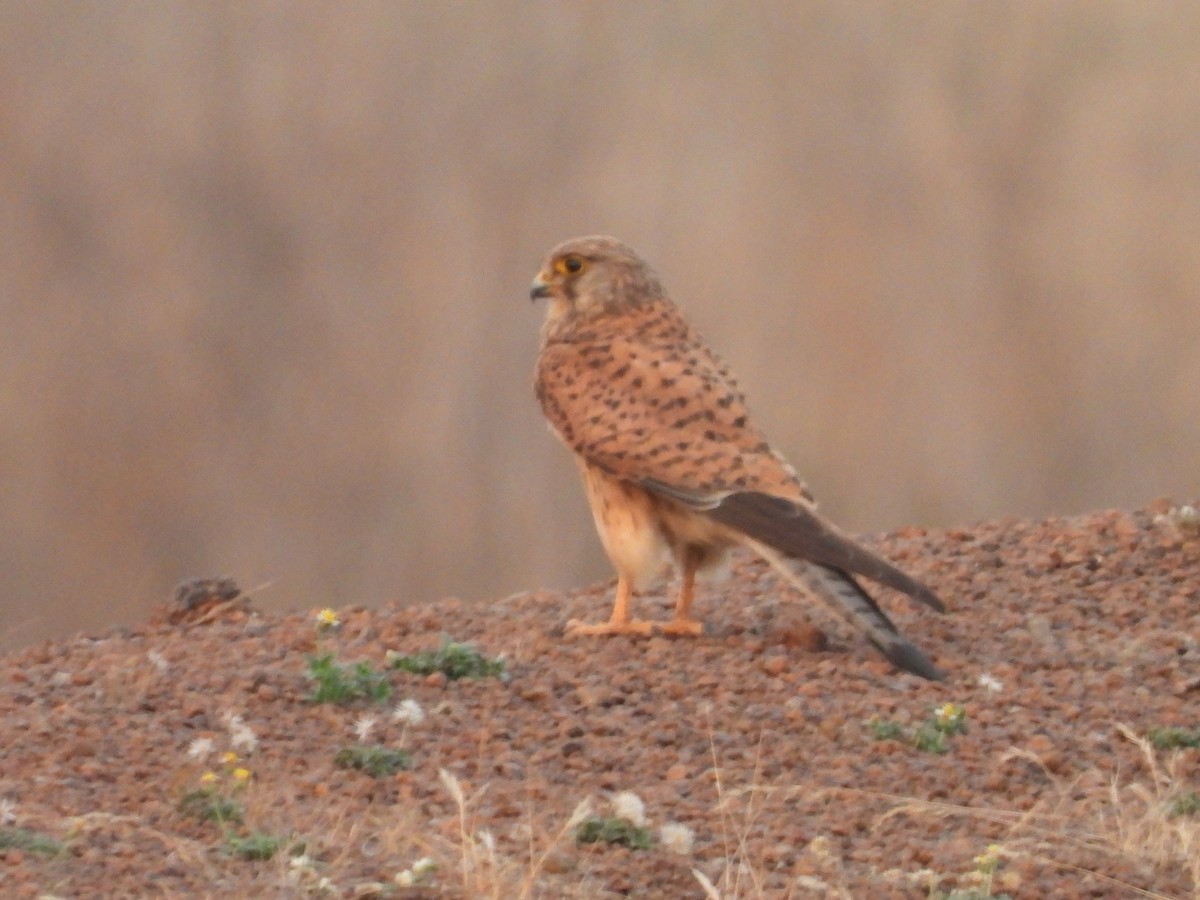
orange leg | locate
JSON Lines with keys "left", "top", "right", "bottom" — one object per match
{"left": 565, "top": 576, "right": 657, "bottom": 636}
{"left": 658, "top": 548, "right": 705, "bottom": 636}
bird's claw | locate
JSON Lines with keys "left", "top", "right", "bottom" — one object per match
{"left": 564, "top": 618, "right": 657, "bottom": 637}
{"left": 656, "top": 617, "right": 705, "bottom": 637}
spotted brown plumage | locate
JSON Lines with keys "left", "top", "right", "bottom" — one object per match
{"left": 531, "top": 235, "right": 946, "bottom": 680}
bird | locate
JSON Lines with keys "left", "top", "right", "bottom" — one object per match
{"left": 530, "top": 235, "right": 946, "bottom": 681}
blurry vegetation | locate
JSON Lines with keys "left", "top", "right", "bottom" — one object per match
{"left": 306, "top": 654, "right": 393, "bottom": 705}
{"left": 1147, "top": 727, "right": 1200, "bottom": 750}
{"left": 869, "top": 703, "right": 969, "bottom": 754}
{"left": 387, "top": 638, "right": 506, "bottom": 681}
{"left": 0, "top": 826, "right": 64, "bottom": 856}
{"left": 333, "top": 744, "right": 412, "bottom": 778}
{"left": 575, "top": 816, "right": 654, "bottom": 851}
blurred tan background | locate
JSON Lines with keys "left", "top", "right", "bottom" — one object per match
{"left": 2, "top": 3, "right": 1198, "bottom": 651}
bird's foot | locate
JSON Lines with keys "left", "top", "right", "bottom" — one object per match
{"left": 564, "top": 618, "right": 657, "bottom": 637}
{"left": 656, "top": 617, "right": 705, "bottom": 637}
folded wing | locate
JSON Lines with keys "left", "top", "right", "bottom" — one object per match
{"left": 645, "top": 484, "right": 944, "bottom": 613}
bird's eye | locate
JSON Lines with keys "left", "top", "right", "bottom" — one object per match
{"left": 556, "top": 255, "right": 586, "bottom": 275}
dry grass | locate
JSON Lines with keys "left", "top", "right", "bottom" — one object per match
{"left": 867, "top": 724, "right": 1200, "bottom": 899}
{"left": 13, "top": 723, "right": 1196, "bottom": 898}
{"left": 672, "top": 721, "right": 1199, "bottom": 900}
{"left": 693, "top": 725, "right": 819, "bottom": 900}
{"left": 1094, "top": 727, "right": 1199, "bottom": 896}
{"left": 412, "top": 727, "right": 1196, "bottom": 898}
{"left": 437, "top": 767, "right": 602, "bottom": 900}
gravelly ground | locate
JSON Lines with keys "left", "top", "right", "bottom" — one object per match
{"left": 1, "top": 503, "right": 1197, "bottom": 899}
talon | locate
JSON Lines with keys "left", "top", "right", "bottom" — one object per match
{"left": 657, "top": 617, "right": 705, "bottom": 637}
{"left": 565, "top": 618, "right": 657, "bottom": 637}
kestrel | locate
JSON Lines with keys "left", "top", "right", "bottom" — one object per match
{"left": 531, "top": 236, "right": 946, "bottom": 680}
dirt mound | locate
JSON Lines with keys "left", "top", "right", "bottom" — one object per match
{"left": 1, "top": 504, "right": 1197, "bottom": 898}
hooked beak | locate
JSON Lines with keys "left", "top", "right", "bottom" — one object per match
{"left": 529, "top": 274, "right": 552, "bottom": 301}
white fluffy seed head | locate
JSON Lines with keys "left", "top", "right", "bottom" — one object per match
{"left": 392, "top": 698, "right": 425, "bottom": 725}
{"left": 612, "top": 790, "right": 647, "bottom": 827}
{"left": 353, "top": 715, "right": 377, "bottom": 742}
{"left": 229, "top": 723, "right": 258, "bottom": 752}
{"left": 187, "top": 737, "right": 216, "bottom": 760}
{"left": 659, "top": 822, "right": 694, "bottom": 855}
{"left": 977, "top": 672, "right": 1004, "bottom": 693}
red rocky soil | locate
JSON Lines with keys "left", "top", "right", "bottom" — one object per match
{"left": 1, "top": 503, "right": 1197, "bottom": 898}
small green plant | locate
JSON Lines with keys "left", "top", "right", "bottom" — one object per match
{"left": 1169, "top": 791, "right": 1200, "bottom": 819}
{"left": 1147, "top": 726, "right": 1200, "bottom": 750}
{"left": 913, "top": 725, "right": 950, "bottom": 754}
{"left": 306, "top": 653, "right": 393, "bottom": 704}
{"left": 179, "top": 754, "right": 249, "bottom": 826}
{"left": 0, "top": 826, "right": 65, "bottom": 856}
{"left": 388, "top": 637, "right": 506, "bottom": 681}
{"left": 334, "top": 745, "right": 412, "bottom": 778}
{"left": 178, "top": 752, "right": 295, "bottom": 863}
{"left": 867, "top": 718, "right": 907, "bottom": 741}
{"left": 179, "top": 790, "right": 243, "bottom": 825}
{"left": 225, "top": 830, "right": 289, "bottom": 860}
{"left": 869, "top": 704, "right": 969, "bottom": 755}
{"left": 575, "top": 815, "right": 654, "bottom": 850}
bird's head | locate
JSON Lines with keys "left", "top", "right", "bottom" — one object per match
{"left": 530, "top": 236, "right": 665, "bottom": 332}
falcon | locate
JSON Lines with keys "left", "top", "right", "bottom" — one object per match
{"left": 530, "top": 235, "right": 946, "bottom": 680}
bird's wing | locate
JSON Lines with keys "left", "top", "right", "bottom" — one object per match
{"left": 536, "top": 322, "right": 943, "bottom": 612}
{"left": 649, "top": 483, "right": 944, "bottom": 612}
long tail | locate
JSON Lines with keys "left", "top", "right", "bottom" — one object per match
{"left": 747, "top": 540, "right": 946, "bottom": 681}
